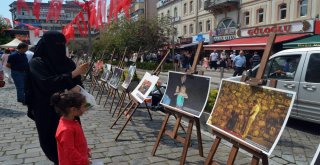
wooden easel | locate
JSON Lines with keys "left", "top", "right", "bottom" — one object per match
{"left": 151, "top": 41, "right": 205, "bottom": 165}
{"left": 103, "top": 47, "right": 127, "bottom": 113}
{"left": 97, "top": 48, "right": 116, "bottom": 104}
{"left": 110, "top": 49, "right": 171, "bottom": 140}
{"left": 205, "top": 33, "right": 277, "bottom": 165}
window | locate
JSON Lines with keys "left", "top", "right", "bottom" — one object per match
{"left": 189, "top": 24, "right": 194, "bottom": 34}
{"left": 190, "top": 1, "right": 193, "bottom": 13}
{"left": 167, "top": 10, "right": 170, "bottom": 16}
{"left": 206, "top": 20, "right": 211, "bottom": 31}
{"left": 244, "top": 12, "right": 250, "bottom": 25}
{"left": 199, "top": 22, "right": 203, "bottom": 32}
{"left": 161, "top": 13, "right": 164, "bottom": 18}
{"left": 299, "top": 0, "right": 308, "bottom": 17}
{"left": 184, "top": 3, "right": 187, "bottom": 14}
{"left": 199, "top": 0, "right": 202, "bottom": 9}
{"left": 264, "top": 55, "right": 301, "bottom": 80}
{"left": 257, "top": 8, "right": 264, "bottom": 23}
{"left": 174, "top": 7, "right": 178, "bottom": 18}
{"left": 279, "top": 3, "right": 287, "bottom": 20}
{"left": 305, "top": 53, "right": 320, "bottom": 83}
{"left": 183, "top": 25, "right": 187, "bottom": 34}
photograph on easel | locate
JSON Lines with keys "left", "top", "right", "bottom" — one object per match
{"left": 160, "top": 71, "right": 211, "bottom": 118}
{"left": 131, "top": 72, "right": 159, "bottom": 103}
{"left": 207, "top": 79, "right": 295, "bottom": 155}
{"left": 109, "top": 67, "right": 123, "bottom": 88}
{"left": 122, "top": 65, "right": 136, "bottom": 89}
{"left": 101, "top": 64, "right": 112, "bottom": 81}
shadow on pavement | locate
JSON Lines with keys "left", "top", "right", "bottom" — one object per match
{"left": 287, "top": 118, "right": 320, "bottom": 135}
{"left": 0, "top": 108, "right": 26, "bottom": 118}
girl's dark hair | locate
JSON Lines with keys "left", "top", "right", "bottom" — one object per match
{"left": 50, "top": 91, "right": 86, "bottom": 115}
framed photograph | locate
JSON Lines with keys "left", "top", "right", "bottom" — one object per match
{"left": 160, "top": 71, "right": 211, "bottom": 118}
{"left": 104, "top": 64, "right": 112, "bottom": 72}
{"left": 206, "top": 79, "right": 296, "bottom": 155}
{"left": 122, "top": 65, "right": 136, "bottom": 89}
{"left": 131, "top": 72, "right": 159, "bottom": 103}
{"left": 108, "top": 67, "right": 123, "bottom": 89}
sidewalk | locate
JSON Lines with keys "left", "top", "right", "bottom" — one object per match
{"left": 0, "top": 77, "right": 318, "bottom": 164}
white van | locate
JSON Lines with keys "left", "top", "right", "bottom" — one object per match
{"left": 228, "top": 47, "right": 320, "bottom": 124}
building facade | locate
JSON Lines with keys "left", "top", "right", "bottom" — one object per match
{"left": 157, "top": 0, "right": 215, "bottom": 45}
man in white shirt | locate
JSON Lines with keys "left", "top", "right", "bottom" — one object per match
{"left": 209, "top": 50, "right": 219, "bottom": 70}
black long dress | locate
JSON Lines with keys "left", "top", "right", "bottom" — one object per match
{"left": 25, "top": 31, "right": 82, "bottom": 164}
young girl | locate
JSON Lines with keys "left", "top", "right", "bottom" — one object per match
{"left": 202, "top": 57, "right": 209, "bottom": 70}
{"left": 51, "top": 92, "right": 91, "bottom": 165}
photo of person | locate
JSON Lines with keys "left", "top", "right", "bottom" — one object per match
{"left": 207, "top": 79, "right": 295, "bottom": 155}
{"left": 122, "top": 65, "right": 136, "bottom": 89}
{"left": 131, "top": 72, "right": 159, "bottom": 103}
{"left": 160, "top": 71, "right": 211, "bottom": 118}
{"left": 109, "top": 67, "right": 123, "bottom": 88}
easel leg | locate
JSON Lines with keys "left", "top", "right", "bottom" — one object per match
{"left": 109, "top": 89, "right": 117, "bottom": 113}
{"left": 195, "top": 118, "right": 203, "bottom": 157}
{"left": 261, "top": 155, "right": 269, "bottom": 165}
{"left": 144, "top": 101, "right": 153, "bottom": 121}
{"left": 98, "top": 84, "right": 107, "bottom": 104}
{"left": 173, "top": 113, "right": 186, "bottom": 134}
{"left": 117, "top": 93, "right": 127, "bottom": 117}
{"left": 251, "top": 156, "right": 260, "bottom": 165}
{"left": 180, "top": 119, "right": 194, "bottom": 165}
{"left": 204, "top": 137, "right": 221, "bottom": 165}
{"left": 115, "top": 103, "right": 140, "bottom": 141}
{"left": 103, "top": 88, "right": 112, "bottom": 107}
{"left": 112, "top": 92, "right": 125, "bottom": 117}
{"left": 151, "top": 113, "right": 171, "bottom": 156}
{"left": 226, "top": 145, "right": 239, "bottom": 165}
{"left": 110, "top": 100, "right": 133, "bottom": 129}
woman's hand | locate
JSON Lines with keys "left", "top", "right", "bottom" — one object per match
{"left": 72, "top": 63, "right": 89, "bottom": 78}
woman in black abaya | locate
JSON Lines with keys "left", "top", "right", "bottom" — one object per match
{"left": 26, "top": 31, "right": 88, "bottom": 164}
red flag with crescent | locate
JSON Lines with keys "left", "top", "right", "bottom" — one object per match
{"left": 46, "top": 0, "right": 63, "bottom": 22}
{"left": 17, "top": 0, "right": 30, "bottom": 15}
{"left": 33, "top": 0, "right": 41, "bottom": 20}
{"left": 62, "top": 23, "right": 75, "bottom": 43}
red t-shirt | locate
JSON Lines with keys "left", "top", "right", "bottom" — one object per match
{"left": 56, "top": 117, "right": 90, "bottom": 165}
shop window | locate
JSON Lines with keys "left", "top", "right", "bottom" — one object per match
{"left": 199, "top": 0, "right": 202, "bottom": 9}
{"left": 190, "top": 1, "right": 193, "bottom": 13}
{"left": 279, "top": 3, "right": 287, "bottom": 20}
{"left": 206, "top": 20, "right": 211, "bottom": 31}
{"left": 257, "top": 8, "right": 264, "bottom": 23}
{"left": 189, "top": 24, "right": 194, "bottom": 34}
{"left": 174, "top": 7, "right": 178, "bottom": 18}
{"left": 183, "top": 25, "right": 187, "bottom": 35}
{"left": 299, "top": 0, "right": 308, "bottom": 17}
{"left": 184, "top": 3, "right": 187, "bottom": 15}
{"left": 244, "top": 12, "right": 250, "bottom": 25}
{"left": 305, "top": 53, "right": 320, "bottom": 83}
{"left": 266, "top": 55, "right": 301, "bottom": 80}
{"left": 199, "top": 22, "right": 203, "bottom": 32}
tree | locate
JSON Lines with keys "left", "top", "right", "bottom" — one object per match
{"left": 0, "top": 16, "right": 11, "bottom": 45}
{"left": 93, "top": 17, "right": 172, "bottom": 61}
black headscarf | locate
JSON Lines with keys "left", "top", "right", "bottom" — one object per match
{"left": 33, "top": 31, "right": 76, "bottom": 74}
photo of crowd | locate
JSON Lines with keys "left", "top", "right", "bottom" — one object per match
{"left": 207, "top": 80, "right": 295, "bottom": 155}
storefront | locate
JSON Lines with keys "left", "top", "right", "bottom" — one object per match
{"left": 204, "top": 19, "right": 315, "bottom": 51}
{"left": 211, "top": 18, "right": 237, "bottom": 43}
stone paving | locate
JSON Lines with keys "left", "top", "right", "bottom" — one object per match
{"left": 0, "top": 71, "right": 319, "bottom": 165}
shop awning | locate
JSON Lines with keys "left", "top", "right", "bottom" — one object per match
{"left": 178, "top": 42, "right": 199, "bottom": 49}
{"left": 203, "top": 34, "right": 308, "bottom": 50}
{"left": 283, "top": 35, "right": 320, "bottom": 48}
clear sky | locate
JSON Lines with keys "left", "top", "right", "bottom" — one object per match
{"left": 0, "top": 0, "right": 109, "bottom": 25}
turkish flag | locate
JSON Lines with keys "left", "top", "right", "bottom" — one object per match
{"left": 17, "top": 0, "right": 30, "bottom": 15}
{"left": 46, "top": 0, "right": 63, "bottom": 22}
{"left": 97, "top": 0, "right": 103, "bottom": 28}
{"left": 33, "top": 0, "right": 41, "bottom": 20}
{"left": 34, "top": 29, "right": 40, "bottom": 37}
{"left": 62, "top": 23, "right": 75, "bottom": 43}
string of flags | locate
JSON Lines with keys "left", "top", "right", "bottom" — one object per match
{"left": 15, "top": 0, "right": 132, "bottom": 43}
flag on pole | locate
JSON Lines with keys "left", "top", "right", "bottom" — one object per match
{"left": 33, "top": 0, "right": 41, "bottom": 20}
{"left": 17, "top": 0, "right": 30, "bottom": 15}
{"left": 46, "top": 0, "right": 63, "bottom": 22}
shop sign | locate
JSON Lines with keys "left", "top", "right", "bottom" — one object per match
{"left": 213, "top": 35, "right": 235, "bottom": 42}
{"left": 240, "top": 20, "right": 314, "bottom": 37}
{"left": 180, "top": 37, "right": 192, "bottom": 44}
{"left": 298, "top": 43, "right": 320, "bottom": 47}
{"left": 192, "top": 34, "right": 210, "bottom": 43}
{"left": 215, "top": 28, "right": 236, "bottom": 36}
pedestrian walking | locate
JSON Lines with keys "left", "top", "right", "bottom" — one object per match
{"left": 209, "top": 50, "right": 219, "bottom": 70}
{"left": 219, "top": 52, "right": 227, "bottom": 79}
{"left": 232, "top": 50, "right": 246, "bottom": 76}
{"left": 250, "top": 51, "right": 261, "bottom": 68}
{"left": 1, "top": 49, "right": 13, "bottom": 83}
{"left": 202, "top": 57, "right": 209, "bottom": 70}
{"left": 6, "top": 42, "right": 29, "bottom": 104}
{"left": 26, "top": 31, "right": 89, "bottom": 164}
{"left": 51, "top": 91, "right": 91, "bottom": 165}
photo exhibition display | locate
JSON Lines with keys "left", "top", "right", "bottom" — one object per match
{"left": 131, "top": 72, "right": 159, "bottom": 103}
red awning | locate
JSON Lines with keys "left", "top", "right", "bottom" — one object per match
{"left": 203, "top": 34, "right": 309, "bottom": 50}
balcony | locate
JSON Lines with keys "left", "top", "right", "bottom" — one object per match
{"left": 204, "top": 0, "right": 239, "bottom": 15}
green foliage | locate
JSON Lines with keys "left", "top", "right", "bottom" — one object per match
{"left": 93, "top": 17, "right": 172, "bottom": 58}
{"left": 0, "top": 16, "right": 11, "bottom": 45}
{"left": 121, "top": 69, "right": 140, "bottom": 82}
{"left": 204, "top": 89, "right": 219, "bottom": 113}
